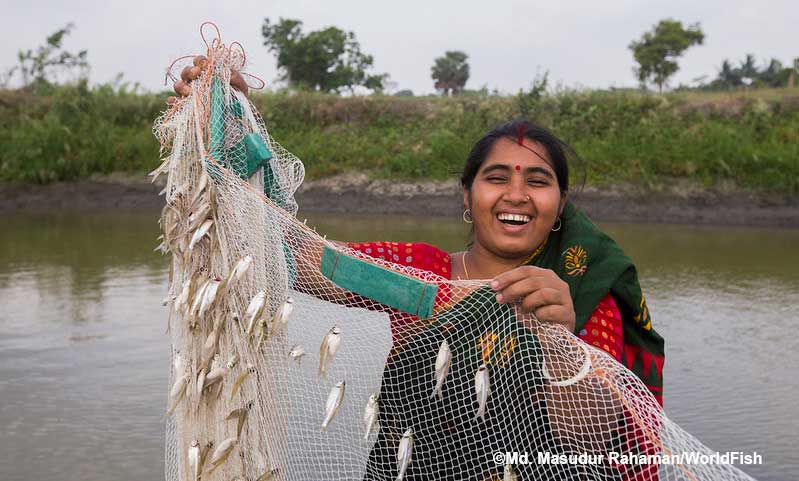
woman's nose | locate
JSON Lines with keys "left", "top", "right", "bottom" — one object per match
{"left": 505, "top": 179, "right": 529, "bottom": 203}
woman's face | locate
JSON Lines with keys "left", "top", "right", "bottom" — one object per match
{"left": 464, "top": 137, "right": 566, "bottom": 259}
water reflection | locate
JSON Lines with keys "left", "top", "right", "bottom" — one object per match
{"left": 0, "top": 210, "right": 796, "bottom": 481}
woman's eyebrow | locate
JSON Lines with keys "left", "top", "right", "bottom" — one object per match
{"left": 480, "top": 164, "right": 510, "bottom": 174}
{"left": 524, "top": 166, "right": 555, "bottom": 179}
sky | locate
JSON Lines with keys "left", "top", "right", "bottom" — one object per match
{"left": 2, "top": 0, "right": 797, "bottom": 94}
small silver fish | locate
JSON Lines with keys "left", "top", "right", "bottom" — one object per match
{"left": 147, "top": 156, "right": 172, "bottom": 183}
{"left": 289, "top": 344, "right": 306, "bottom": 365}
{"left": 198, "top": 441, "right": 213, "bottom": 475}
{"left": 503, "top": 463, "right": 518, "bottom": 481}
{"left": 206, "top": 436, "right": 237, "bottom": 476}
{"left": 197, "top": 278, "right": 221, "bottom": 317}
{"left": 199, "top": 317, "right": 224, "bottom": 371}
{"left": 430, "top": 339, "right": 451, "bottom": 400}
{"left": 153, "top": 241, "right": 167, "bottom": 254}
{"left": 272, "top": 297, "right": 294, "bottom": 330}
{"left": 185, "top": 204, "right": 210, "bottom": 233}
{"left": 255, "top": 468, "right": 279, "bottom": 481}
{"left": 475, "top": 363, "right": 491, "bottom": 420}
{"left": 202, "top": 365, "right": 228, "bottom": 393}
{"left": 188, "top": 219, "right": 213, "bottom": 251}
{"left": 321, "top": 380, "right": 346, "bottom": 430}
{"left": 318, "top": 325, "right": 342, "bottom": 378}
{"left": 189, "top": 278, "right": 211, "bottom": 318}
{"left": 244, "top": 291, "right": 268, "bottom": 336}
{"left": 166, "top": 374, "right": 190, "bottom": 416}
{"left": 226, "top": 401, "right": 253, "bottom": 438}
{"left": 174, "top": 276, "right": 193, "bottom": 314}
{"left": 396, "top": 428, "right": 414, "bottom": 481}
{"left": 188, "top": 440, "right": 200, "bottom": 481}
{"left": 196, "top": 368, "right": 208, "bottom": 397}
{"left": 172, "top": 351, "right": 184, "bottom": 374}
{"left": 230, "top": 364, "right": 256, "bottom": 400}
{"left": 363, "top": 393, "right": 379, "bottom": 441}
{"left": 188, "top": 170, "right": 209, "bottom": 208}
{"left": 255, "top": 318, "right": 269, "bottom": 349}
{"left": 224, "top": 255, "right": 253, "bottom": 289}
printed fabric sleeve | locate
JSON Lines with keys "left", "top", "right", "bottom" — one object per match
{"left": 346, "top": 241, "right": 451, "bottom": 278}
{"left": 577, "top": 293, "right": 624, "bottom": 363}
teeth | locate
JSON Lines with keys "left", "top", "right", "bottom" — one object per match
{"left": 497, "top": 213, "right": 531, "bottom": 223}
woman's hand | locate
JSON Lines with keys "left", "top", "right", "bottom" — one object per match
{"left": 168, "top": 55, "right": 249, "bottom": 104}
{"left": 491, "top": 266, "right": 576, "bottom": 332}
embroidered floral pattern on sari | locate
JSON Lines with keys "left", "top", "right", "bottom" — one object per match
{"left": 563, "top": 245, "right": 588, "bottom": 276}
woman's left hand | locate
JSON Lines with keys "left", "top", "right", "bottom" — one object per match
{"left": 491, "top": 266, "right": 576, "bottom": 332}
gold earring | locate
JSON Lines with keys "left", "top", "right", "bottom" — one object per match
{"left": 462, "top": 209, "right": 473, "bottom": 224}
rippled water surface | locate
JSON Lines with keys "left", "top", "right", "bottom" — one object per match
{"left": 1, "top": 210, "right": 797, "bottom": 481}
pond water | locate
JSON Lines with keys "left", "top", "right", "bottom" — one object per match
{"left": 0, "top": 210, "right": 797, "bottom": 481}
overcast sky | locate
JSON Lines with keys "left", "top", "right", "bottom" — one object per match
{"left": 2, "top": 0, "right": 797, "bottom": 94}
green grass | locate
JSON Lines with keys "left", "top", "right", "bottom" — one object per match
{"left": 1, "top": 84, "right": 797, "bottom": 193}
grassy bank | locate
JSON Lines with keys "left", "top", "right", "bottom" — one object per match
{"left": 1, "top": 83, "right": 798, "bottom": 193}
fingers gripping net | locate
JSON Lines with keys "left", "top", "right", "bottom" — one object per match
{"left": 153, "top": 31, "right": 757, "bottom": 481}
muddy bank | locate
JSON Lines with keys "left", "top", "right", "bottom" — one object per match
{"left": 1, "top": 174, "right": 797, "bottom": 227}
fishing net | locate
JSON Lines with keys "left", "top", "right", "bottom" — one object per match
{"left": 153, "top": 26, "right": 757, "bottom": 481}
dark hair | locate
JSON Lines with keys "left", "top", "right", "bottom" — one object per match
{"left": 460, "top": 118, "right": 583, "bottom": 194}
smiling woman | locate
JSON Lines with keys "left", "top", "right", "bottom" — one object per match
{"left": 349, "top": 119, "right": 667, "bottom": 481}
{"left": 349, "top": 119, "right": 665, "bottom": 407}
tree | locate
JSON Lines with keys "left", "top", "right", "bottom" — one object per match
{"left": 716, "top": 59, "right": 742, "bottom": 88}
{"left": 628, "top": 19, "right": 704, "bottom": 92}
{"left": 710, "top": 55, "right": 798, "bottom": 90}
{"left": 8, "top": 23, "right": 88, "bottom": 87}
{"left": 261, "top": 18, "right": 387, "bottom": 93}
{"left": 431, "top": 51, "right": 469, "bottom": 96}
{"left": 737, "top": 53, "right": 758, "bottom": 84}
{"left": 517, "top": 70, "right": 549, "bottom": 117}
{"left": 759, "top": 58, "right": 785, "bottom": 87}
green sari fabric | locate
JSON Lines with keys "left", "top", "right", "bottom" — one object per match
{"left": 527, "top": 201, "right": 665, "bottom": 402}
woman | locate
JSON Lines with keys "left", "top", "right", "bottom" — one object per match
{"left": 345, "top": 120, "right": 664, "bottom": 406}
{"left": 348, "top": 120, "right": 664, "bottom": 481}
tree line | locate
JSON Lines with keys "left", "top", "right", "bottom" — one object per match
{"left": 264, "top": 17, "right": 799, "bottom": 95}
{"left": 3, "top": 19, "right": 797, "bottom": 95}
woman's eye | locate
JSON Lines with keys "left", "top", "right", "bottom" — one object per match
{"left": 487, "top": 177, "right": 506, "bottom": 182}
{"left": 528, "top": 178, "right": 549, "bottom": 186}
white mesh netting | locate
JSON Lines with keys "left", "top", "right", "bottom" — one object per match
{"left": 152, "top": 28, "right": 758, "bottom": 481}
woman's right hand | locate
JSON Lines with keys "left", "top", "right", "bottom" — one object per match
{"left": 168, "top": 55, "right": 249, "bottom": 104}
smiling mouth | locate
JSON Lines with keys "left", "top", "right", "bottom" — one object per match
{"left": 497, "top": 213, "right": 532, "bottom": 226}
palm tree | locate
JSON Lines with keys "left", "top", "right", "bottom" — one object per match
{"left": 738, "top": 54, "right": 758, "bottom": 84}
{"left": 717, "top": 59, "right": 741, "bottom": 88}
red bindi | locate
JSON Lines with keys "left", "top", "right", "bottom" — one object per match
{"left": 515, "top": 165, "right": 521, "bottom": 171}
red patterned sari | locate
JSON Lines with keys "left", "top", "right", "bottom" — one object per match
{"left": 347, "top": 241, "right": 629, "bottom": 374}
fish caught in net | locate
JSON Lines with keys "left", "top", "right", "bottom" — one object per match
{"left": 152, "top": 23, "right": 758, "bottom": 481}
